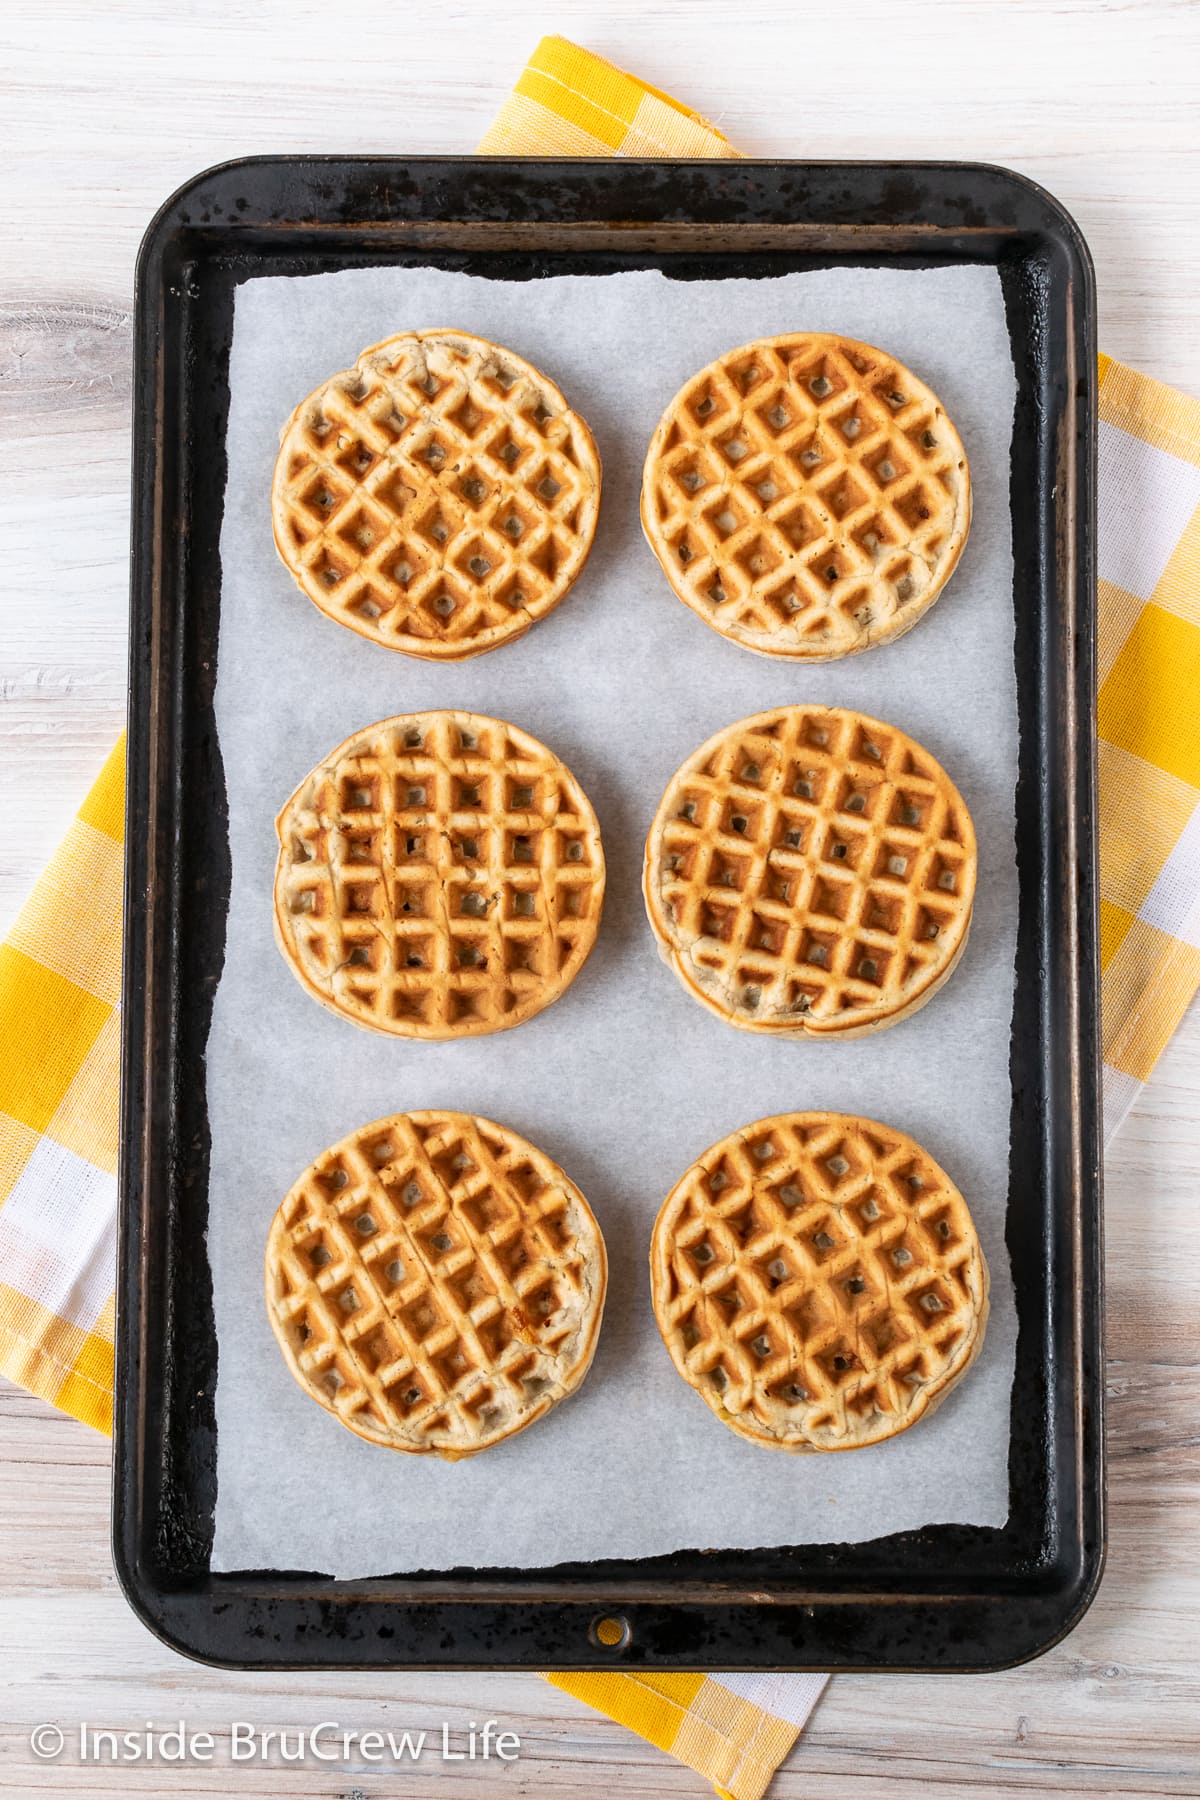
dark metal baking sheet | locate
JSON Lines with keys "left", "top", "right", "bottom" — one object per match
{"left": 115, "top": 156, "right": 1102, "bottom": 1672}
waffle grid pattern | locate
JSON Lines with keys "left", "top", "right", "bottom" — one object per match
{"left": 272, "top": 330, "right": 601, "bottom": 659}
{"left": 651, "top": 1113, "right": 988, "bottom": 1451}
{"left": 644, "top": 706, "right": 976, "bottom": 1036}
{"left": 266, "top": 1111, "right": 607, "bottom": 1457}
{"left": 275, "top": 711, "right": 605, "bottom": 1039}
{"left": 642, "top": 332, "right": 969, "bottom": 658}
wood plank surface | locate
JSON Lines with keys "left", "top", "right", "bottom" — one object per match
{"left": 2, "top": 2, "right": 1198, "bottom": 1793}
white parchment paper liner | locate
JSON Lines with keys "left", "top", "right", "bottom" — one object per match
{"left": 210, "top": 264, "right": 1018, "bottom": 1577}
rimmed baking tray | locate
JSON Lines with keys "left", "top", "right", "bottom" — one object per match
{"left": 116, "top": 156, "right": 1101, "bottom": 1671}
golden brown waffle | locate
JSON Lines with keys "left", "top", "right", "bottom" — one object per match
{"left": 643, "top": 705, "right": 976, "bottom": 1038}
{"left": 266, "top": 1111, "right": 607, "bottom": 1458}
{"left": 651, "top": 1112, "right": 989, "bottom": 1452}
{"left": 274, "top": 711, "right": 605, "bottom": 1039}
{"left": 272, "top": 329, "right": 602, "bottom": 660}
{"left": 641, "top": 332, "right": 969, "bottom": 659}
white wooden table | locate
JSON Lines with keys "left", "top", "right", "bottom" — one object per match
{"left": 2, "top": 3, "right": 1198, "bottom": 1792}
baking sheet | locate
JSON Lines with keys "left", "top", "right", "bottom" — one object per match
{"left": 209, "top": 263, "right": 1018, "bottom": 1577}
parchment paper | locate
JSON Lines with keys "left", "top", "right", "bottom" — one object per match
{"left": 209, "top": 264, "right": 1018, "bottom": 1576}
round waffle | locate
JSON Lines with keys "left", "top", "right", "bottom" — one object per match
{"left": 266, "top": 1111, "right": 608, "bottom": 1458}
{"left": 272, "top": 329, "right": 602, "bottom": 660}
{"left": 643, "top": 705, "right": 976, "bottom": 1038}
{"left": 641, "top": 332, "right": 969, "bottom": 659}
{"left": 274, "top": 710, "right": 605, "bottom": 1039}
{"left": 651, "top": 1112, "right": 989, "bottom": 1452}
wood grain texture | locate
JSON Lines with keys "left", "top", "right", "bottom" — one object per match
{"left": 2, "top": 1, "right": 1199, "bottom": 1793}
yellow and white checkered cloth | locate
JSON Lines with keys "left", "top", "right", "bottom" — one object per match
{"left": 0, "top": 733, "right": 123, "bottom": 1434}
{"left": 1095, "top": 355, "right": 1200, "bottom": 1131}
{"left": 4, "top": 34, "right": 1200, "bottom": 1800}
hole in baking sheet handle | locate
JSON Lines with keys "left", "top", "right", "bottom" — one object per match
{"left": 589, "top": 1614, "right": 632, "bottom": 1651}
